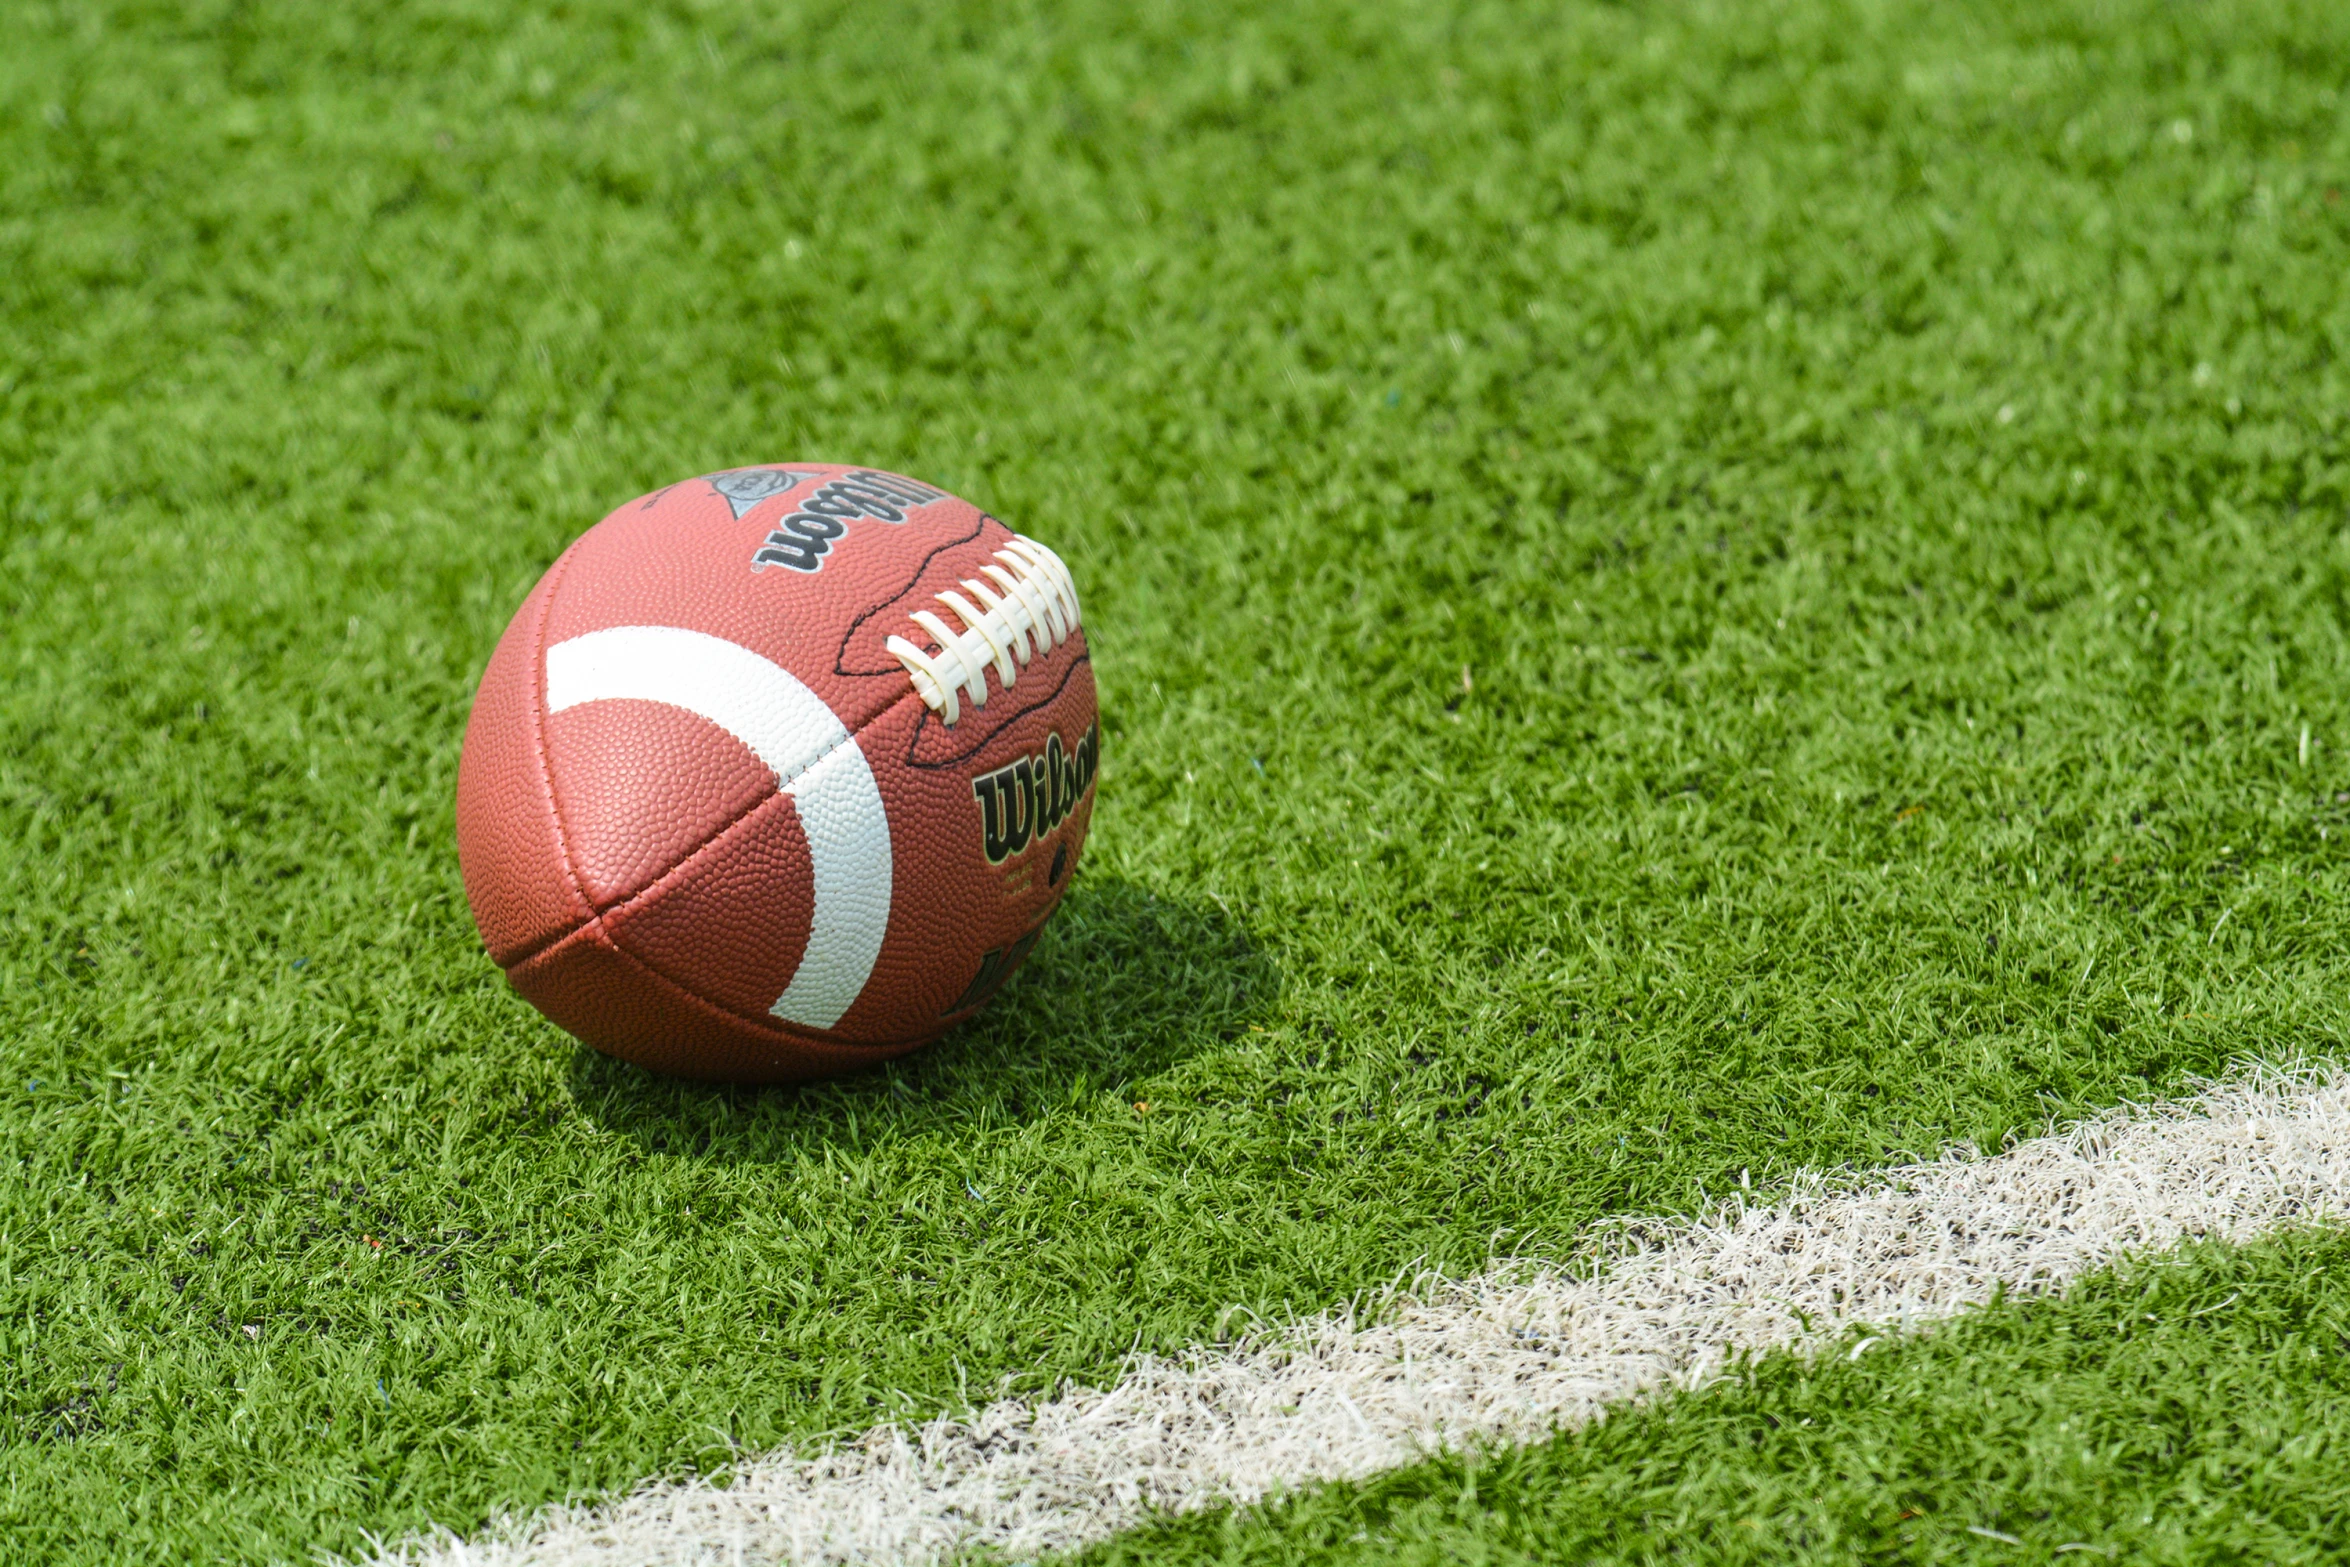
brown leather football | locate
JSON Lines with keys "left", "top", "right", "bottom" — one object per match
{"left": 454, "top": 465, "right": 1097, "bottom": 1082}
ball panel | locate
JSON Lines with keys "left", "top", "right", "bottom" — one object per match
{"left": 826, "top": 660, "right": 1099, "bottom": 1043}
{"left": 454, "top": 556, "right": 594, "bottom": 969}
{"left": 541, "top": 466, "right": 1000, "bottom": 740}
{"left": 600, "top": 790, "right": 817, "bottom": 1023}
{"left": 508, "top": 922, "right": 920, "bottom": 1084}
{"left": 535, "top": 621, "right": 897, "bottom": 1031}
{"left": 542, "top": 700, "right": 775, "bottom": 909}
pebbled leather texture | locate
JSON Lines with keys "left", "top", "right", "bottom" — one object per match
{"left": 454, "top": 465, "right": 1098, "bottom": 1083}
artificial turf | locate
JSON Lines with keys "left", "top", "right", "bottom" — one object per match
{"left": 1072, "top": 1225, "right": 2350, "bottom": 1567}
{"left": 3, "top": 0, "right": 2349, "bottom": 1559}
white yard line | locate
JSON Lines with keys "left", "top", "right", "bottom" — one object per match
{"left": 371, "top": 1065, "right": 2350, "bottom": 1567}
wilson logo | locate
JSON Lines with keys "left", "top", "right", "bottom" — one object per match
{"left": 973, "top": 722, "right": 1099, "bottom": 865}
{"left": 749, "top": 470, "right": 946, "bottom": 573}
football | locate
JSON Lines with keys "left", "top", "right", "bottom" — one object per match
{"left": 454, "top": 465, "right": 1097, "bottom": 1082}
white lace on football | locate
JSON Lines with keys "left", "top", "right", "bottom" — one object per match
{"left": 885, "top": 536, "right": 1082, "bottom": 725}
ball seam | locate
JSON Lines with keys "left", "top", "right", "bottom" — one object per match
{"left": 545, "top": 919, "right": 916, "bottom": 1058}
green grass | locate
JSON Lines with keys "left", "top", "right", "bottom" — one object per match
{"left": 1073, "top": 1226, "right": 2350, "bottom": 1567}
{"left": 4, "top": 0, "right": 2350, "bottom": 1559}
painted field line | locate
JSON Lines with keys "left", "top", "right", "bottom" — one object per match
{"left": 371, "top": 1064, "right": 2350, "bottom": 1567}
